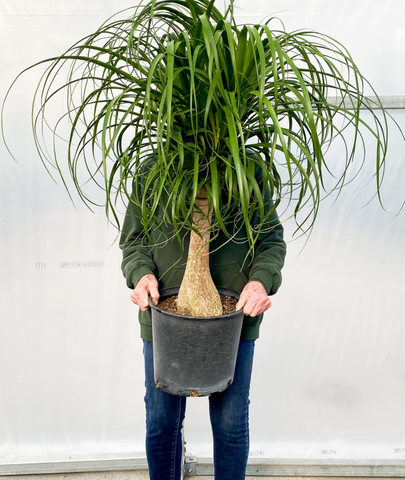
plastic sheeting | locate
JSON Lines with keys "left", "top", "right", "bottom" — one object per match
{"left": 1, "top": 0, "right": 404, "bottom": 464}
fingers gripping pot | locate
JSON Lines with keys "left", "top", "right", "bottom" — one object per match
{"left": 149, "top": 287, "right": 244, "bottom": 397}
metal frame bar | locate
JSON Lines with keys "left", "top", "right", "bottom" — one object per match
{"left": 189, "top": 458, "right": 405, "bottom": 477}
{"left": 328, "top": 95, "right": 405, "bottom": 110}
{"left": 0, "top": 455, "right": 148, "bottom": 477}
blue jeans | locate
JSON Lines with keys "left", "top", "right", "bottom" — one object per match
{"left": 143, "top": 340, "right": 255, "bottom": 480}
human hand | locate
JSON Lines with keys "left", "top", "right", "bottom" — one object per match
{"left": 235, "top": 280, "right": 272, "bottom": 317}
{"left": 131, "top": 274, "right": 159, "bottom": 311}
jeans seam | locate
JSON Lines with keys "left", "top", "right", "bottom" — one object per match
{"left": 170, "top": 396, "right": 183, "bottom": 480}
{"left": 244, "top": 400, "right": 249, "bottom": 468}
{"left": 210, "top": 401, "right": 218, "bottom": 478}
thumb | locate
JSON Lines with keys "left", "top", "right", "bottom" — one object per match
{"left": 149, "top": 285, "right": 160, "bottom": 306}
{"left": 235, "top": 291, "right": 247, "bottom": 311}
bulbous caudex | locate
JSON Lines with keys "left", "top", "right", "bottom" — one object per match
{"left": 177, "top": 189, "right": 223, "bottom": 317}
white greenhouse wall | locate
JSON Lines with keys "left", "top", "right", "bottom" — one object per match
{"left": 1, "top": 0, "right": 404, "bottom": 469}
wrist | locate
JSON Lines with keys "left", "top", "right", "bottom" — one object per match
{"left": 137, "top": 273, "right": 156, "bottom": 286}
{"left": 247, "top": 279, "right": 267, "bottom": 292}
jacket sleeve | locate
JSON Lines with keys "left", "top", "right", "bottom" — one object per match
{"left": 119, "top": 200, "right": 157, "bottom": 289}
{"left": 247, "top": 183, "right": 287, "bottom": 296}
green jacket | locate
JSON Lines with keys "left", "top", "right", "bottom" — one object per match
{"left": 119, "top": 179, "right": 286, "bottom": 341}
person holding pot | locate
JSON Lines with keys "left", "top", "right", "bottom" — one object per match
{"left": 119, "top": 181, "right": 286, "bottom": 480}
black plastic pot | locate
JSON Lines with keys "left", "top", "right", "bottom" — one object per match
{"left": 149, "top": 287, "right": 244, "bottom": 397}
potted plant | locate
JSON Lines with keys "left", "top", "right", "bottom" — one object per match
{"left": 2, "top": 0, "right": 397, "bottom": 395}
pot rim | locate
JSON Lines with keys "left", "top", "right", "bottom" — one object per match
{"left": 148, "top": 286, "right": 243, "bottom": 321}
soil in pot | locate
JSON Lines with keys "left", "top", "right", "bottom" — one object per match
{"left": 158, "top": 294, "right": 237, "bottom": 315}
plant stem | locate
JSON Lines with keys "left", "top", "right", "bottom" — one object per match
{"left": 177, "top": 188, "right": 223, "bottom": 317}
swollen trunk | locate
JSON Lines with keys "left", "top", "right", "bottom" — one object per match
{"left": 177, "top": 189, "right": 223, "bottom": 317}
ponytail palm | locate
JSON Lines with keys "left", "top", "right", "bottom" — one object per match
{"left": 3, "top": 0, "right": 392, "bottom": 316}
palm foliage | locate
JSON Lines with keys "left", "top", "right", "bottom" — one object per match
{"left": 3, "top": 0, "right": 391, "bottom": 249}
